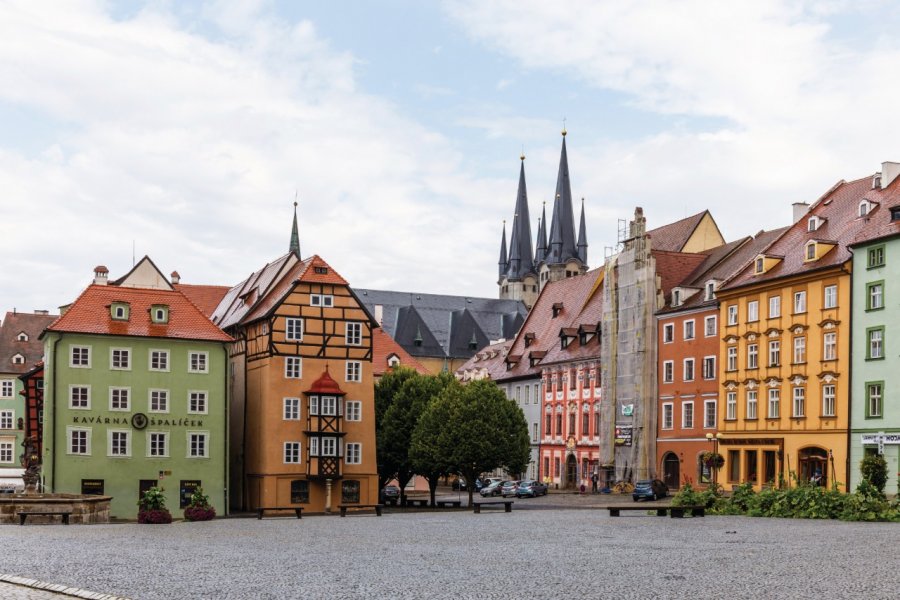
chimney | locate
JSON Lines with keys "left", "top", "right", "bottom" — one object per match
{"left": 374, "top": 304, "right": 383, "bottom": 326}
{"left": 792, "top": 202, "right": 809, "bottom": 223}
{"left": 881, "top": 162, "right": 900, "bottom": 189}
{"left": 34, "top": 310, "right": 49, "bottom": 315}
{"left": 170, "top": 271, "right": 180, "bottom": 284}
{"left": 93, "top": 265, "right": 109, "bottom": 285}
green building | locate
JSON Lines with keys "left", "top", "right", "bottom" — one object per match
{"left": 0, "top": 310, "right": 56, "bottom": 477}
{"left": 42, "top": 259, "right": 231, "bottom": 518}
{"left": 849, "top": 169, "right": 900, "bottom": 493}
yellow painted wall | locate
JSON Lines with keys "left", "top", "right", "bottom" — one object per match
{"left": 681, "top": 213, "right": 726, "bottom": 253}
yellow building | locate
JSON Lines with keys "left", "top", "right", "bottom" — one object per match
{"left": 717, "top": 177, "right": 876, "bottom": 491}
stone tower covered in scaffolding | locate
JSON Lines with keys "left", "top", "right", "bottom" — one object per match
{"left": 599, "top": 207, "right": 658, "bottom": 483}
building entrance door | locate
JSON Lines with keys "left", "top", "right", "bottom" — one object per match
{"left": 565, "top": 454, "right": 578, "bottom": 489}
{"left": 663, "top": 453, "right": 680, "bottom": 490}
{"left": 798, "top": 447, "right": 828, "bottom": 486}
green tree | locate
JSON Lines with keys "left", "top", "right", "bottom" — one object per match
{"left": 422, "top": 379, "right": 531, "bottom": 507}
{"left": 374, "top": 367, "right": 420, "bottom": 489}
{"left": 409, "top": 374, "right": 459, "bottom": 505}
{"left": 860, "top": 453, "right": 888, "bottom": 496}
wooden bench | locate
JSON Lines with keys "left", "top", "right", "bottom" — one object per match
{"left": 608, "top": 505, "right": 668, "bottom": 517}
{"left": 473, "top": 500, "right": 513, "bottom": 513}
{"left": 257, "top": 507, "right": 303, "bottom": 520}
{"left": 18, "top": 511, "right": 71, "bottom": 525}
{"left": 668, "top": 505, "right": 705, "bottom": 518}
{"left": 339, "top": 504, "right": 383, "bottom": 517}
{"left": 435, "top": 500, "right": 462, "bottom": 508}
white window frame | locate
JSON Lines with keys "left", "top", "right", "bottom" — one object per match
{"left": 822, "top": 384, "right": 836, "bottom": 417}
{"left": 310, "top": 294, "right": 334, "bottom": 307}
{"left": 345, "top": 442, "right": 362, "bottom": 465}
{"left": 793, "top": 291, "right": 807, "bottom": 314}
{"left": 747, "top": 344, "right": 758, "bottom": 369}
{"left": 768, "top": 296, "right": 781, "bottom": 319}
{"left": 704, "top": 315, "right": 717, "bottom": 337}
{"left": 662, "top": 360, "right": 674, "bottom": 383}
{"left": 824, "top": 285, "right": 838, "bottom": 309}
{"left": 869, "top": 329, "right": 884, "bottom": 359}
{"left": 110, "top": 347, "right": 131, "bottom": 371}
{"left": 346, "top": 322, "right": 362, "bottom": 346}
{"left": 187, "top": 431, "right": 210, "bottom": 458}
{"left": 309, "top": 437, "right": 319, "bottom": 456}
{"left": 147, "top": 431, "right": 169, "bottom": 458}
{"left": 0, "top": 440, "right": 14, "bottom": 463}
{"left": 792, "top": 387, "right": 805, "bottom": 418}
{"left": 108, "top": 429, "right": 131, "bottom": 457}
{"left": 149, "top": 349, "right": 170, "bottom": 372}
{"left": 283, "top": 397, "right": 301, "bottom": 420}
{"left": 746, "top": 391, "right": 758, "bottom": 420}
{"left": 823, "top": 332, "right": 837, "bottom": 361}
{"left": 727, "top": 305, "right": 738, "bottom": 326}
{"left": 747, "top": 301, "right": 759, "bottom": 323}
{"left": 109, "top": 387, "right": 130, "bottom": 412}
{"left": 726, "top": 392, "right": 737, "bottom": 420}
{"left": 70, "top": 345, "right": 91, "bottom": 368}
{"left": 870, "top": 283, "right": 884, "bottom": 310}
{"left": 321, "top": 395, "right": 337, "bottom": 416}
{"left": 309, "top": 395, "right": 320, "bottom": 416}
{"left": 683, "top": 320, "right": 695, "bottom": 341}
{"left": 663, "top": 323, "right": 674, "bottom": 344}
{"left": 69, "top": 385, "right": 91, "bottom": 410}
{"left": 67, "top": 427, "right": 91, "bottom": 455}
{"left": 681, "top": 401, "right": 694, "bottom": 429}
{"left": 0, "top": 410, "right": 13, "bottom": 429}
{"left": 346, "top": 400, "right": 362, "bottom": 422}
{"left": 284, "top": 441, "right": 301, "bottom": 464}
{"left": 683, "top": 358, "right": 695, "bottom": 382}
{"left": 704, "top": 400, "right": 716, "bottom": 428}
{"left": 285, "top": 356, "right": 302, "bottom": 379}
{"left": 321, "top": 437, "right": 337, "bottom": 457}
{"left": 702, "top": 356, "right": 716, "bottom": 380}
{"left": 285, "top": 317, "right": 303, "bottom": 341}
{"left": 768, "top": 340, "right": 780, "bottom": 367}
{"left": 793, "top": 336, "right": 806, "bottom": 364}
{"left": 188, "top": 391, "right": 208, "bottom": 415}
{"left": 149, "top": 389, "right": 169, "bottom": 413}
{"left": 662, "top": 403, "right": 674, "bottom": 430}
{"left": 726, "top": 346, "right": 737, "bottom": 371}
{"left": 188, "top": 351, "right": 209, "bottom": 374}
{"left": 767, "top": 389, "right": 780, "bottom": 419}
{"left": 0, "top": 380, "right": 12, "bottom": 399}
{"left": 345, "top": 360, "right": 362, "bottom": 383}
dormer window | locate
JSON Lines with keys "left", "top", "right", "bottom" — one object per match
{"left": 12, "top": 354, "right": 25, "bottom": 365}
{"left": 151, "top": 305, "right": 169, "bottom": 324}
{"left": 524, "top": 332, "right": 536, "bottom": 348}
{"left": 111, "top": 302, "right": 130, "bottom": 321}
{"left": 807, "top": 216, "right": 820, "bottom": 232}
{"left": 859, "top": 200, "right": 871, "bottom": 217}
{"left": 672, "top": 290, "right": 682, "bottom": 307}
{"left": 387, "top": 355, "right": 400, "bottom": 368}
{"left": 705, "top": 281, "right": 716, "bottom": 301}
{"left": 805, "top": 242, "right": 816, "bottom": 261}
{"left": 552, "top": 302, "right": 563, "bottom": 318}
{"left": 891, "top": 207, "right": 900, "bottom": 222}
{"left": 755, "top": 257, "right": 765, "bottom": 274}
{"left": 16, "top": 332, "right": 28, "bottom": 342}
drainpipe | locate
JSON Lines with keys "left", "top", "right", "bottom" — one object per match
{"left": 222, "top": 342, "right": 229, "bottom": 516}
{"left": 845, "top": 258, "right": 853, "bottom": 491}
{"left": 50, "top": 333, "right": 61, "bottom": 493}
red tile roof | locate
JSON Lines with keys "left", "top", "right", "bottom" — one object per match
{"left": 724, "top": 174, "right": 892, "bottom": 290}
{"left": 455, "top": 339, "right": 513, "bottom": 381}
{"left": 0, "top": 312, "right": 58, "bottom": 374}
{"left": 174, "top": 284, "right": 231, "bottom": 318}
{"left": 372, "top": 328, "right": 429, "bottom": 376}
{"left": 46, "top": 285, "right": 232, "bottom": 342}
{"left": 647, "top": 210, "right": 711, "bottom": 252}
{"left": 653, "top": 251, "right": 708, "bottom": 299}
{"left": 850, "top": 175, "right": 900, "bottom": 246}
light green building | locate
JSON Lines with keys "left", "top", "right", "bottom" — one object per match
{"left": 850, "top": 193, "right": 900, "bottom": 493}
{"left": 42, "top": 260, "right": 231, "bottom": 518}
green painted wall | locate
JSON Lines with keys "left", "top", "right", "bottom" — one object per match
{"left": 43, "top": 332, "right": 228, "bottom": 518}
{"left": 0, "top": 372, "right": 25, "bottom": 470}
{"left": 850, "top": 237, "right": 900, "bottom": 493}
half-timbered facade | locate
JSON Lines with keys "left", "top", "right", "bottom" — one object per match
{"left": 213, "top": 241, "right": 379, "bottom": 513}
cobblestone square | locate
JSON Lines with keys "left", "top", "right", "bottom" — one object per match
{"left": 1, "top": 499, "right": 898, "bottom": 599}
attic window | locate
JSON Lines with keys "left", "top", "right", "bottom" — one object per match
{"left": 859, "top": 200, "right": 872, "bottom": 217}
{"left": 387, "top": 355, "right": 400, "bottom": 368}
{"left": 891, "top": 207, "right": 900, "bottom": 222}
{"left": 552, "top": 302, "right": 563, "bottom": 318}
{"left": 151, "top": 305, "right": 169, "bottom": 324}
{"left": 12, "top": 354, "right": 25, "bottom": 365}
{"left": 314, "top": 266, "right": 328, "bottom": 274}
{"left": 805, "top": 242, "right": 816, "bottom": 261}
{"left": 16, "top": 332, "right": 28, "bottom": 342}
{"left": 755, "top": 257, "right": 765, "bottom": 274}
{"left": 311, "top": 294, "right": 334, "bottom": 307}
{"left": 807, "top": 216, "right": 819, "bottom": 232}
{"left": 524, "top": 332, "right": 536, "bottom": 348}
{"left": 705, "top": 281, "right": 716, "bottom": 301}
{"left": 672, "top": 290, "right": 682, "bottom": 307}
{"left": 111, "top": 302, "right": 130, "bottom": 321}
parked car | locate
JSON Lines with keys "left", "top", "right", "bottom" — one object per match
{"left": 632, "top": 479, "right": 668, "bottom": 502}
{"left": 515, "top": 479, "right": 548, "bottom": 498}
{"left": 383, "top": 485, "right": 401, "bottom": 505}
{"left": 480, "top": 480, "right": 504, "bottom": 497}
{"left": 500, "top": 480, "right": 521, "bottom": 497}
{"left": 452, "top": 477, "right": 485, "bottom": 491}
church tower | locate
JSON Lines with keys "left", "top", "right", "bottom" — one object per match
{"left": 498, "top": 155, "right": 539, "bottom": 308}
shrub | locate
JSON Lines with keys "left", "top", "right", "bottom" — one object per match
{"left": 138, "top": 486, "right": 172, "bottom": 524}
{"left": 138, "top": 509, "right": 173, "bottom": 524}
{"left": 671, "top": 482, "right": 722, "bottom": 509}
{"left": 184, "top": 487, "right": 216, "bottom": 521}
{"left": 859, "top": 454, "right": 888, "bottom": 496}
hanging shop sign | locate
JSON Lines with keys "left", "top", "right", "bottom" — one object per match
{"left": 614, "top": 425, "right": 633, "bottom": 446}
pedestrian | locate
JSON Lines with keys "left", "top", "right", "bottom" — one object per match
{"left": 591, "top": 472, "right": 598, "bottom": 494}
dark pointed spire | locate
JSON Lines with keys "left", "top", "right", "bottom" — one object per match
{"left": 546, "top": 129, "right": 577, "bottom": 264}
{"left": 289, "top": 201, "right": 301, "bottom": 258}
{"left": 577, "top": 198, "right": 588, "bottom": 265}
{"left": 507, "top": 212, "right": 521, "bottom": 278}
{"left": 498, "top": 220, "right": 508, "bottom": 280}
{"left": 535, "top": 201, "right": 548, "bottom": 263}
{"left": 511, "top": 154, "right": 534, "bottom": 277}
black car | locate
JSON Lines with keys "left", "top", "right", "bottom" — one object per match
{"left": 383, "top": 485, "right": 401, "bottom": 505}
{"left": 632, "top": 479, "right": 668, "bottom": 501}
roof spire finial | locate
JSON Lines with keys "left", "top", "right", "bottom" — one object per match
{"left": 561, "top": 117, "right": 567, "bottom": 137}
{"left": 520, "top": 144, "right": 525, "bottom": 161}
{"left": 289, "top": 197, "right": 301, "bottom": 258}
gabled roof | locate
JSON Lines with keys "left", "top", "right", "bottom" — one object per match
{"left": 45, "top": 285, "right": 231, "bottom": 342}
{"left": 0, "top": 311, "right": 57, "bottom": 374}
{"left": 211, "top": 252, "right": 299, "bottom": 330}
{"left": 447, "top": 309, "right": 490, "bottom": 358}
{"left": 850, "top": 174, "right": 900, "bottom": 247}
{"left": 111, "top": 256, "right": 174, "bottom": 290}
{"left": 393, "top": 305, "right": 444, "bottom": 358}
{"left": 371, "top": 328, "right": 428, "bottom": 377}
{"left": 647, "top": 210, "right": 722, "bottom": 252}
{"left": 724, "top": 174, "right": 888, "bottom": 290}
{"left": 174, "top": 284, "right": 231, "bottom": 318}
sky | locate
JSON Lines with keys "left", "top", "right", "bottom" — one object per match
{"left": 3, "top": 0, "right": 900, "bottom": 315}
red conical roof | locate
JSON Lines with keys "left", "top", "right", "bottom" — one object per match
{"left": 305, "top": 366, "right": 345, "bottom": 395}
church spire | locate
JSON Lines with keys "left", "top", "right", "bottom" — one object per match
{"left": 506, "top": 154, "right": 534, "bottom": 280}
{"left": 498, "top": 220, "right": 508, "bottom": 280}
{"left": 535, "top": 201, "right": 547, "bottom": 263}
{"left": 577, "top": 198, "right": 588, "bottom": 265}
{"left": 289, "top": 201, "right": 301, "bottom": 258}
{"left": 546, "top": 129, "right": 577, "bottom": 264}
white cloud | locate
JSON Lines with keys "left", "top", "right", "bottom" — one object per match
{"left": 443, "top": 0, "right": 900, "bottom": 242}
{"left": 0, "top": 0, "right": 512, "bottom": 312}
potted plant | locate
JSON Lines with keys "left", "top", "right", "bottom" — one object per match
{"left": 701, "top": 451, "right": 724, "bottom": 470}
{"left": 138, "top": 486, "right": 172, "bottom": 524}
{"left": 183, "top": 487, "right": 216, "bottom": 522}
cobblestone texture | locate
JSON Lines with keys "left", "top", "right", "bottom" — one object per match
{"left": 0, "top": 493, "right": 898, "bottom": 599}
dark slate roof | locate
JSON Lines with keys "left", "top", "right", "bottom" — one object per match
{"left": 545, "top": 133, "right": 579, "bottom": 265}
{"left": 354, "top": 289, "right": 528, "bottom": 360}
{"left": 0, "top": 311, "right": 57, "bottom": 374}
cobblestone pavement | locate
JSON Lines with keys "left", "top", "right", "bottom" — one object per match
{"left": 0, "top": 581, "right": 69, "bottom": 599}
{"left": 1, "top": 494, "right": 898, "bottom": 600}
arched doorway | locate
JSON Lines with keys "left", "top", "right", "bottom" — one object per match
{"left": 798, "top": 447, "right": 828, "bottom": 486}
{"left": 662, "top": 453, "right": 680, "bottom": 490}
{"left": 565, "top": 454, "right": 578, "bottom": 489}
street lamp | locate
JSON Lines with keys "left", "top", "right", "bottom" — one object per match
{"left": 705, "top": 432, "right": 723, "bottom": 487}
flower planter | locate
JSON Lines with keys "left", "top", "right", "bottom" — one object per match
{"left": 184, "top": 506, "right": 216, "bottom": 522}
{"left": 138, "top": 509, "right": 172, "bottom": 524}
